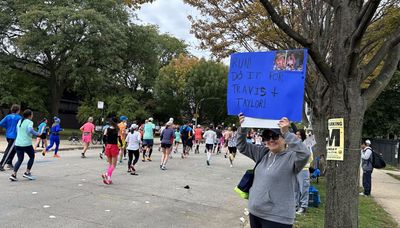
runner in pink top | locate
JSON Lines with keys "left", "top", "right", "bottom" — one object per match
{"left": 80, "top": 117, "right": 95, "bottom": 158}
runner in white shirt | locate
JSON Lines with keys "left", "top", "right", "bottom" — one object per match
{"left": 203, "top": 126, "right": 217, "bottom": 166}
{"left": 126, "top": 124, "right": 141, "bottom": 175}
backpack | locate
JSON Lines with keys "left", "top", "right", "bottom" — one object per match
{"left": 308, "top": 185, "right": 321, "bottom": 207}
{"left": 370, "top": 148, "right": 386, "bottom": 169}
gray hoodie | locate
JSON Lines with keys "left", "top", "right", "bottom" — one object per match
{"left": 237, "top": 127, "right": 310, "bottom": 225}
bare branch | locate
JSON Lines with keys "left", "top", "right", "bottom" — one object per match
{"left": 362, "top": 44, "right": 400, "bottom": 108}
{"left": 351, "top": 0, "right": 381, "bottom": 48}
{"left": 259, "top": 0, "right": 333, "bottom": 85}
{"left": 361, "top": 26, "right": 400, "bottom": 81}
{"left": 321, "top": 0, "right": 338, "bottom": 7}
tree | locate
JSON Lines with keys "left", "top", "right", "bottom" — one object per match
{"left": 0, "top": 65, "right": 48, "bottom": 113}
{"left": 154, "top": 55, "right": 228, "bottom": 124}
{"left": 186, "top": 0, "right": 400, "bottom": 227}
{"left": 0, "top": 0, "right": 128, "bottom": 117}
{"left": 363, "top": 70, "right": 400, "bottom": 138}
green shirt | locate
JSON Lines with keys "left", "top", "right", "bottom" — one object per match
{"left": 143, "top": 123, "right": 155, "bottom": 140}
{"left": 15, "top": 119, "right": 34, "bottom": 147}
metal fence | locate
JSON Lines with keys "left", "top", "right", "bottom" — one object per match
{"left": 370, "top": 139, "right": 400, "bottom": 168}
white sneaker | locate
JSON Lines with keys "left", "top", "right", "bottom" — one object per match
{"left": 230, "top": 164, "right": 233, "bottom": 168}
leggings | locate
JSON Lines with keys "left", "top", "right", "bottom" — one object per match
{"left": 46, "top": 135, "right": 60, "bottom": 154}
{"left": 14, "top": 146, "right": 35, "bottom": 173}
{"left": 128, "top": 149, "right": 139, "bottom": 168}
{"left": 0, "top": 138, "right": 16, "bottom": 166}
{"left": 249, "top": 214, "right": 292, "bottom": 228}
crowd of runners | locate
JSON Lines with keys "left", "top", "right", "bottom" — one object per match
{"left": 0, "top": 104, "right": 258, "bottom": 185}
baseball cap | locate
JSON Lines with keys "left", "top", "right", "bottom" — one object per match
{"left": 130, "top": 124, "right": 138, "bottom": 130}
{"left": 120, "top": 116, "right": 128, "bottom": 121}
{"left": 262, "top": 128, "right": 282, "bottom": 141}
{"left": 365, "top": 139, "right": 371, "bottom": 145}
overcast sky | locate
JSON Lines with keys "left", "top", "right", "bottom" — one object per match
{"left": 135, "top": 0, "right": 211, "bottom": 59}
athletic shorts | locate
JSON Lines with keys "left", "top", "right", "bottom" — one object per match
{"left": 118, "top": 138, "right": 126, "bottom": 148}
{"left": 143, "top": 139, "right": 154, "bottom": 146}
{"left": 206, "top": 144, "right": 214, "bottom": 151}
{"left": 228, "top": 146, "right": 237, "bottom": 154}
{"left": 39, "top": 133, "right": 47, "bottom": 140}
{"left": 105, "top": 144, "right": 119, "bottom": 157}
{"left": 161, "top": 143, "right": 172, "bottom": 149}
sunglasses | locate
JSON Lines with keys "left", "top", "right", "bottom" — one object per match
{"left": 264, "top": 134, "right": 280, "bottom": 142}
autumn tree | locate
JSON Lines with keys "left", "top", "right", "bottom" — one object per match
{"left": 154, "top": 54, "right": 228, "bottom": 123}
{"left": 186, "top": 0, "right": 400, "bottom": 227}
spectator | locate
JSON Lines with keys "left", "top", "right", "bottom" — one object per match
{"left": 237, "top": 115, "right": 310, "bottom": 228}
{"left": 360, "top": 139, "right": 373, "bottom": 196}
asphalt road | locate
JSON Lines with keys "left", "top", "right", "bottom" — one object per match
{"left": 0, "top": 145, "right": 254, "bottom": 228}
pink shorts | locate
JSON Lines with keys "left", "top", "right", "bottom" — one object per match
{"left": 82, "top": 133, "right": 92, "bottom": 143}
{"left": 105, "top": 144, "right": 119, "bottom": 157}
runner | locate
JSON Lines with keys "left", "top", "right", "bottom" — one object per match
{"left": 42, "top": 117, "right": 63, "bottom": 158}
{"left": 34, "top": 118, "right": 48, "bottom": 151}
{"left": 160, "top": 122, "right": 175, "bottom": 170}
{"left": 118, "top": 116, "right": 128, "bottom": 163}
{"left": 180, "top": 121, "right": 193, "bottom": 159}
{"left": 173, "top": 126, "right": 181, "bottom": 153}
{"left": 194, "top": 125, "right": 203, "bottom": 154}
{"left": 126, "top": 124, "right": 141, "bottom": 175}
{"left": 142, "top": 117, "right": 155, "bottom": 162}
{"left": 102, "top": 117, "right": 120, "bottom": 185}
{"left": 213, "top": 125, "right": 223, "bottom": 154}
{"left": 0, "top": 104, "right": 22, "bottom": 171}
{"left": 100, "top": 121, "right": 110, "bottom": 159}
{"left": 226, "top": 126, "right": 238, "bottom": 167}
{"left": 80, "top": 117, "right": 95, "bottom": 158}
{"left": 223, "top": 127, "right": 231, "bottom": 158}
{"left": 203, "top": 126, "right": 217, "bottom": 166}
{"left": 9, "top": 109, "right": 40, "bottom": 181}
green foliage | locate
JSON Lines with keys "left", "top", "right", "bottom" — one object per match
{"left": 77, "top": 95, "right": 149, "bottom": 124}
{"left": 155, "top": 55, "right": 228, "bottom": 124}
{"left": 0, "top": 65, "right": 48, "bottom": 113}
{"left": 363, "top": 71, "right": 400, "bottom": 137}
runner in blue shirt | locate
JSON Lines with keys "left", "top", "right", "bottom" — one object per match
{"left": 34, "top": 118, "right": 48, "bottom": 150}
{"left": 0, "top": 104, "right": 22, "bottom": 171}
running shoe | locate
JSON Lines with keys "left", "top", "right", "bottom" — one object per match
{"left": 42, "top": 150, "right": 47, "bottom": 156}
{"left": 102, "top": 173, "right": 108, "bottom": 185}
{"left": 131, "top": 166, "right": 135, "bottom": 172}
{"left": 53, "top": 154, "right": 60, "bottom": 158}
{"left": 230, "top": 164, "right": 233, "bottom": 168}
{"left": 99, "top": 153, "right": 103, "bottom": 159}
{"left": 23, "top": 172, "right": 36, "bottom": 180}
{"left": 9, "top": 174, "right": 17, "bottom": 181}
{"left": 161, "top": 166, "right": 166, "bottom": 170}
{"left": 181, "top": 154, "right": 184, "bottom": 159}
{"left": 207, "top": 160, "right": 210, "bottom": 166}
{"left": 127, "top": 169, "right": 132, "bottom": 173}
{"left": 81, "top": 153, "right": 86, "bottom": 158}
{"left": 147, "top": 157, "right": 152, "bottom": 162}
{"left": 160, "top": 165, "right": 162, "bottom": 169}
{"left": 6, "top": 164, "right": 13, "bottom": 169}
{"left": 0, "top": 166, "right": 5, "bottom": 172}
{"left": 123, "top": 157, "right": 128, "bottom": 160}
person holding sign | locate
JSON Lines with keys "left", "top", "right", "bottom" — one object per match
{"left": 237, "top": 114, "right": 310, "bottom": 228}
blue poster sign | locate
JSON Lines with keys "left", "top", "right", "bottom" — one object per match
{"left": 227, "top": 49, "right": 308, "bottom": 121}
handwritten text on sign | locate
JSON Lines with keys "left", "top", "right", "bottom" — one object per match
{"left": 227, "top": 50, "right": 307, "bottom": 121}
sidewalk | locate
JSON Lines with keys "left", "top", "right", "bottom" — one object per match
{"left": 371, "top": 169, "right": 400, "bottom": 226}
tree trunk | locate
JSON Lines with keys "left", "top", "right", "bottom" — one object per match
{"left": 49, "top": 73, "right": 65, "bottom": 118}
{"left": 324, "top": 81, "right": 365, "bottom": 228}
